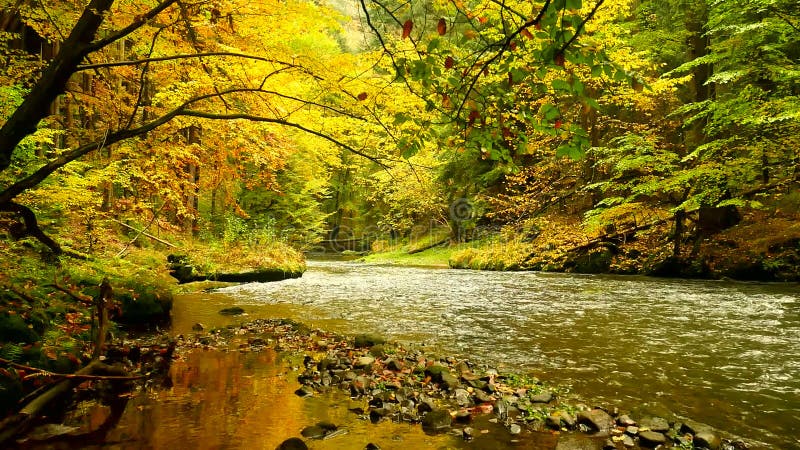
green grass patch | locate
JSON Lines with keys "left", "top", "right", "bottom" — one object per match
{"left": 361, "top": 241, "right": 471, "bottom": 267}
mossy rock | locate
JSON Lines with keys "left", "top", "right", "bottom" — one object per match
{"left": 0, "top": 375, "right": 23, "bottom": 416}
{"left": 568, "top": 249, "right": 614, "bottom": 274}
{"left": 0, "top": 314, "right": 40, "bottom": 344}
{"left": 116, "top": 287, "right": 173, "bottom": 325}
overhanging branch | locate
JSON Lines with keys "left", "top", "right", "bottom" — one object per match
{"left": 76, "top": 52, "right": 324, "bottom": 80}
{"left": 177, "top": 110, "right": 389, "bottom": 167}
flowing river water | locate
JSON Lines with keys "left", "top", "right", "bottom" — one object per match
{"left": 103, "top": 260, "right": 799, "bottom": 449}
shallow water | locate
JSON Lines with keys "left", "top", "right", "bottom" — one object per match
{"left": 183, "top": 260, "right": 800, "bottom": 449}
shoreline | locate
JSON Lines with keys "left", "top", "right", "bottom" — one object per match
{"left": 174, "top": 318, "right": 752, "bottom": 450}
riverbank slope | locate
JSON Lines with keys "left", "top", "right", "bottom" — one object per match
{"left": 363, "top": 209, "right": 800, "bottom": 282}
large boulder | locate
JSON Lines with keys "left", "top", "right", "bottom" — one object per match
{"left": 576, "top": 409, "right": 615, "bottom": 435}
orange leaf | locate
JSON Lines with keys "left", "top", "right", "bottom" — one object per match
{"left": 554, "top": 119, "right": 563, "bottom": 129}
{"left": 442, "top": 93, "right": 452, "bottom": 108}
{"left": 509, "top": 41, "right": 517, "bottom": 51}
{"left": 478, "top": 16, "right": 488, "bottom": 24}
{"left": 520, "top": 28, "right": 533, "bottom": 39}
{"left": 402, "top": 19, "right": 413, "bottom": 39}
{"left": 437, "top": 18, "right": 447, "bottom": 35}
{"left": 444, "top": 56, "right": 454, "bottom": 69}
{"left": 357, "top": 92, "right": 368, "bottom": 101}
{"left": 468, "top": 109, "right": 480, "bottom": 125}
{"left": 554, "top": 52, "right": 565, "bottom": 67}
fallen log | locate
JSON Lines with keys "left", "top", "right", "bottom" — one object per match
{"left": 172, "top": 268, "right": 304, "bottom": 284}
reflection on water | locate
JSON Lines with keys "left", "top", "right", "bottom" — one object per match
{"left": 102, "top": 348, "right": 569, "bottom": 450}
{"left": 199, "top": 261, "right": 799, "bottom": 449}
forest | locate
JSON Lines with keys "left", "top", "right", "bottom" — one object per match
{"left": 0, "top": 0, "right": 799, "bottom": 448}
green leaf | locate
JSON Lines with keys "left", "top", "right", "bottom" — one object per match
{"left": 566, "top": 0, "right": 582, "bottom": 9}
{"left": 552, "top": 79, "right": 572, "bottom": 92}
{"left": 540, "top": 103, "right": 560, "bottom": 120}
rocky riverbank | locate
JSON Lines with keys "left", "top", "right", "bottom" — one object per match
{"left": 177, "top": 318, "right": 752, "bottom": 450}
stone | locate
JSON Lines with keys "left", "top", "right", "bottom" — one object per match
{"left": 640, "top": 416, "right": 670, "bottom": 433}
{"left": 300, "top": 425, "right": 326, "bottom": 439}
{"left": 466, "top": 378, "right": 487, "bottom": 390}
{"left": 509, "top": 423, "right": 522, "bottom": 435}
{"left": 365, "top": 444, "right": 381, "bottom": 450}
{"left": 425, "top": 364, "right": 450, "bottom": 381}
{"left": 473, "top": 390, "right": 493, "bottom": 404}
{"left": 417, "top": 397, "right": 436, "bottom": 413}
{"left": 694, "top": 430, "right": 722, "bottom": 450}
{"left": 576, "top": 409, "right": 615, "bottom": 435}
{"left": 421, "top": 409, "right": 452, "bottom": 433}
{"left": 625, "top": 426, "right": 639, "bottom": 435}
{"left": 455, "top": 410, "right": 472, "bottom": 423}
{"left": 617, "top": 414, "right": 636, "bottom": 427}
{"left": 454, "top": 389, "right": 472, "bottom": 407}
{"left": 343, "top": 370, "right": 358, "bottom": 381}
{"left": 546, "top": 413, "right": 563, "bottom": 430}
{"left": 219, "top": 306, "right": 245, "bottom": 315}
{"left": 441, "top": 372, "right": 460, "bottom": 390}
{"left": 530, "top": 391, "right": 554, "bottom": 404}
{"left": 294, "top": 386, "right": 314, "bottom": 397}
{"left": 622, "top": 435, "right": 635, "bottom": 447}
{"left": 369, "top": 345, "right": 386, "bottom": 357}
{"left": 370, "top": 407, "right": 391, "bottom": 423}
{"left": 638, "top": 431, "right": 667, "bottom": 447}
{"left": 191, "top": 323, "right": 204, "bottom": 331}
{"left": 354, "top": 334, "right": 385, "bottom": 348}
{"left": 494, "top": 399, "right": 510, "bottom": 420}
{"left": 679, "top": 419, "right": 711, "bottom": 436}
{"left": 603, "top": 439, "right": 616, "bottom": 450}
{"left": 355, "top": 356, "right": 375, "bottom": 369}
{"left": 386, "top": 359, "right": 404, "bottom": 371}
{"left": 463, "top": 427, "right": 474, "bottom": 441}
{"left": 276, "top": 437, "right": 308, "bottom": 450}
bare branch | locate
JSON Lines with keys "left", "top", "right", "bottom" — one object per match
{"left": 557, "top": 0, "right": 605, "bottom": 56}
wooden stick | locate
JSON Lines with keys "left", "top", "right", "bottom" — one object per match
{"left": 0, "top": 357, "right": 144, "bottom": 381}
{"left": 116, "top": 204, "right": 167, "bottom": 257}
{"left": 108, "top": 218, "right": 177, "bottom": 248}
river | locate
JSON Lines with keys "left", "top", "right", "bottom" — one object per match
{"left": 168, "top": 260, "right": 800, "bottom": 449}
{"left": 88, "top": 260, "right": 800, "bottom": 449}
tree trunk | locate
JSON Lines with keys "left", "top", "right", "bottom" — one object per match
{"left": 0, "top": 0, "right": 116, "bottom": 172}
{"left": 673, "top": 209, "right": 685, "bottom": 258}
